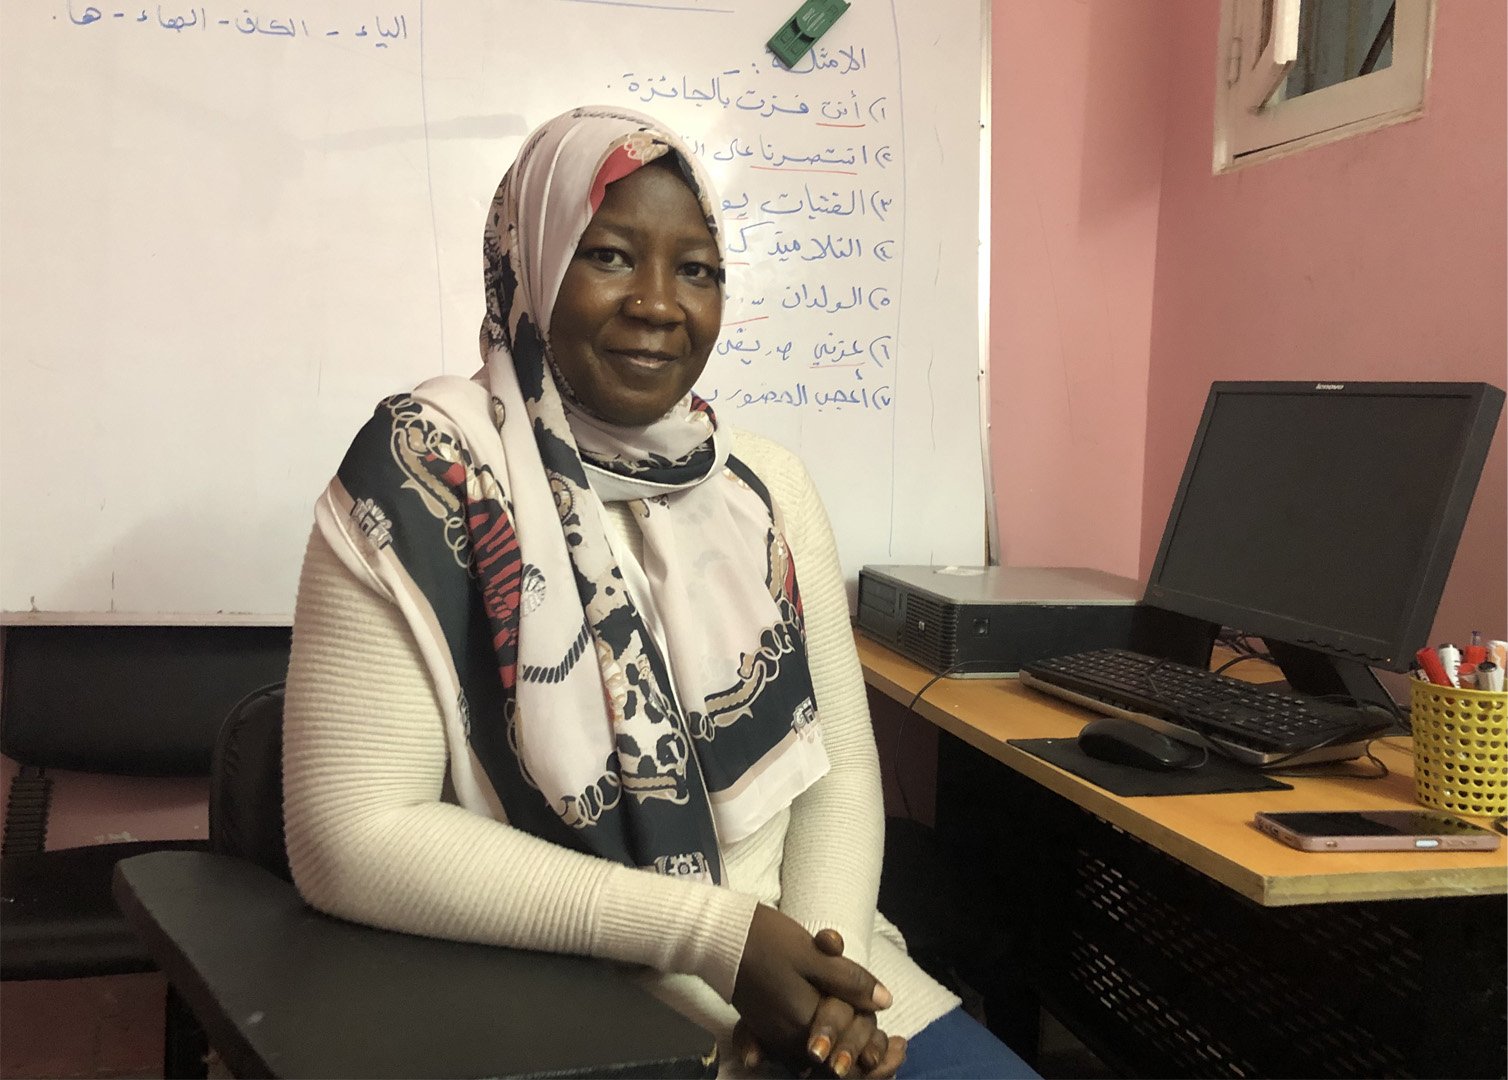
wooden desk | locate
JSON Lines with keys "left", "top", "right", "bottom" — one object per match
{"left": 859, "top": 637, "right": 1506, "bottom": 906}
{"left": 858, "top": 636, "right": 1508, "bottom": 1080}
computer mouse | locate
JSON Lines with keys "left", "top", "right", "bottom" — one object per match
{"left": 1076, "top": 716, "right": 1204, "bottom": 771}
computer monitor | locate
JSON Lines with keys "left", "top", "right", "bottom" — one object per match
{"left": 1143, "top": 381, "right": 1504, "bottom": 709}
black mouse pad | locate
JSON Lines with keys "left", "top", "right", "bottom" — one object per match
{"left": 1008, "top": 738, "right": 1293, "bottom": 797}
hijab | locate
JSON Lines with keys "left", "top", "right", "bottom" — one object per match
{"left": 314, "top": 106, "right": 828, "bottom": 883}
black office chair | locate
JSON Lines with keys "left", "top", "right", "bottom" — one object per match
{"left": 0, "top": 624, "right": 292, "bottom": 982}
{"left": 122, "top": 680, "right": 715, "bottom": 1078}
{"left": 148, "top": 680, "right": 288, "bottom": 1078}
{"left": 208, "top": 682, "right": 290, "bottom": 881}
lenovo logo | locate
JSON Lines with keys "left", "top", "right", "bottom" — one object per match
{"left": 1314, "top": 382, "right": 1345, "bottom": 390}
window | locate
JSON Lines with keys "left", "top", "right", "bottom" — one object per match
{"left": 1215, "top": 0, "right": 1435, "bottom": 170}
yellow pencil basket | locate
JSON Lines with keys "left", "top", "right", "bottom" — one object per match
{"left": 1410, "top": 680, "right": 1508, "bottom": 818}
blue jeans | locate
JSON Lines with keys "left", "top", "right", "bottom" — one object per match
{"left": 897, "top": 1008, "right": 1040, "bottom": 1079}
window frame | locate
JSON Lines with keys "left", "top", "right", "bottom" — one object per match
{"left": 1214, "top": 0, "right": 1436, "bottom": 172}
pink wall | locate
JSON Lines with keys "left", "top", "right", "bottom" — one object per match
{"left": 989, "top": 0, "right": 1171, "bottom": 577}
{"left": 1142, "top": 2, "right": 1508, "bottom": 647}
{"left": 991, "top": 1, "right": 1506, "bottom": 655}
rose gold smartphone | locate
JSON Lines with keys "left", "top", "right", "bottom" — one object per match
{"left": 1254, "top": 810, "right": 1501, "bottom": 852}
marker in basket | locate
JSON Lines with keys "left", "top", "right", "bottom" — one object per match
{"left": 1457, "top": 662, "right": 1478, "bottom": 689}
{"left": 1415, "top": 646, "right": 1454, "bottom": 687}
{"left": 1477, "top": 661, "right": 1504, "bottom": 693}
{"left": 1464, "top": 641, "right": 1488, "bottom": 668}
{"left": 1489, "top": 640, "right": 1508, "bottom": 671}
{"left": 1437, "top": 643, "right": 1462, "bottom": 687}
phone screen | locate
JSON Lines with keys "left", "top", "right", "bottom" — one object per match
{"left": 1263, "top": 811, "right": 1489, "bottom": 837}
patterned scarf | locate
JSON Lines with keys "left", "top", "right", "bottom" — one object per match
{"left": 314, "top": 106, "right": 828, "bottom": 884}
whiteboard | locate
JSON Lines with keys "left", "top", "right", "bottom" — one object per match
{"left": 0, "top": 0, "right": 987, "bottom": 620}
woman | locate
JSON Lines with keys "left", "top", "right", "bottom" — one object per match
{"left": 284, "top": 105, "right": 1034, "bottom": 1079}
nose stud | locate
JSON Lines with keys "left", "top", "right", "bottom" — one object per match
{"left": 633, "top": 298, "right": 645, "bottom": 307}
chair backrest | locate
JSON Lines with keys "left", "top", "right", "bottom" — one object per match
{"left": 209, "top": 682, "right": 292, "bottom": 882}
{"left": 0, "top": 628, "right": 291, "bottom": 980}
{"left": 1, "top": 625, "right": 292, "bottom": 776}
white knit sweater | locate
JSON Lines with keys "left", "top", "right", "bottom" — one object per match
{"left": 283, "top": 428, "right": 956, "bottom": 1067}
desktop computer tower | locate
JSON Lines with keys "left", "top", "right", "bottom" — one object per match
{"left": 856, "top": 565, "right": 1142, "bottom": 676}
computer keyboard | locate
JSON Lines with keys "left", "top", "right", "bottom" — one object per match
{"left": 1019, "top": 648, "right": 1394, "bottom": 768}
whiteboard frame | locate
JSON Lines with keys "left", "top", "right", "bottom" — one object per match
{"left": 977, "top": 0, "right": 998, "bottom": 565}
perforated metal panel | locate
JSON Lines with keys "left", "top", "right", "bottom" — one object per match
{"left": 936, "top": 735, "right": 1507, "bottom": 1080}
{"left": 901, "top": 593, "right": 956, "bottom": 672}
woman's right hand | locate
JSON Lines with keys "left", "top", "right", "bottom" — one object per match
{"left": 730, "top": 905, "right": 893, "bottom": 1070}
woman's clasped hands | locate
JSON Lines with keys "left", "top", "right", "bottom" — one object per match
{"left": 730, "top": 905, "right": 907, "bottom": 1078}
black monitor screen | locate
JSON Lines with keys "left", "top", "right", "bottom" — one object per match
{"left": 1145, "top": 382, "right": 1503, "bottom": 672}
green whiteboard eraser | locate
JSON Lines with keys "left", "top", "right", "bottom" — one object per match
{"left": 767, "top": 0, "right": 851, "bottom": 69}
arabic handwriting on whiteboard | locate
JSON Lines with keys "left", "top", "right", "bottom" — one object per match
{"left": 614, "top": 71, "right": 886, "bottom": 124}
{"left": 780, "top": 283, "right": 892, "bottom": 314}
{"left": 714, "top": 382, "right": 893, "bottom": 412}
{"left": 782, "top": 44, "right": 868, "bottom": 77}
{"left": 58, "top": 4, "right": 410, "bottom": 45}
{"left": 43, "top": 30, "right": 909, "bottom": 420}
{"left": 721, "top": 187, "right": 894, "bottom": 224}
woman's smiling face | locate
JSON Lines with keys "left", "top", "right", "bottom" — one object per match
{"left": 548, "top": 161, "right": 723, "bottom": 427}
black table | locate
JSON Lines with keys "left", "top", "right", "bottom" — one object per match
{"left": 113, "top": 851, "right": 717, "bottom": 1078}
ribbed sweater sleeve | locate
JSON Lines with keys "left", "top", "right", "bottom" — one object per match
{"left": 734, "top": 434, "right": 885, "bottom": 969}
{"left": 282, "top": 528, "right": 758, "bottom": 1000}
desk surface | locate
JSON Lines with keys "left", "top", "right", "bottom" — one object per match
{"left": 113, "top": 851, "right": 715, "bottom": 1079}
{"left": 858, "top": 636, "right": 1508, "bottom": 907}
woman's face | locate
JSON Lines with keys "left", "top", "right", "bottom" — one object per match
{"left": 549, "top": 162, "right": 723, "bottom": 427}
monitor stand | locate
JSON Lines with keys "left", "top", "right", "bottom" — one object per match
{"left": 1130, "top": 606, "right": 1218, "bottom": 670}
{"left": 1131, "top": 605, "right": 1399, "bottom": 715}
{"left": 1264, "top": 640, "right": 1397, "bottom": 713}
